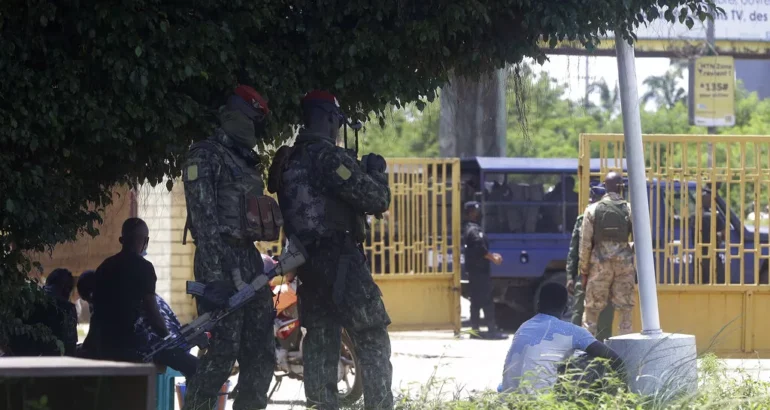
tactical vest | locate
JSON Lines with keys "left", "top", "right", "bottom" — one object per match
{"left": 186, "top": 140, "right": 282, "bottom": 243}
{"left": 593, "top": 198, "right": 630, "bottom": 242}
{"left": 277, "top": 142, "right": 362, "bottom": 244}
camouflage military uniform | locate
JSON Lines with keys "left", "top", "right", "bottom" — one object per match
{"left": 566, "top": 213, "right": 615, "bottom": 341}
{"left": 181, "top": 129, "right": 275, "bottom": 410}
{"left": 579, "top": 192, "right": 636, "bottom": 336}
{"left": 270, "top": 129, "right": 393, "bottom": 410}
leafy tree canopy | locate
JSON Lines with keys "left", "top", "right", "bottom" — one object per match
{"left": 0, "top": 0, "right": 719, "bottom": 346}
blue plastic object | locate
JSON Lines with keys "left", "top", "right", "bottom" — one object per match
{"left": 156, "top": 368, "right": 183, "bottom": 410}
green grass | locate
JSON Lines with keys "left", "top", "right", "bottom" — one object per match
{"left": 375, "top": 354, "right": 770, "bottom": 410}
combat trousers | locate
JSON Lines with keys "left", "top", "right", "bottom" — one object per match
{"left": 298, "top": 242, "right": 393, "bottom": 410}
{"left": 468, "top": 271, "right": 496, "bottom": 331}
{"left": 570, "top": 280, "right": 615, "bottom": 342}
{"left": 582, "top": 254, "right": 636, "bottom": 336}
{"left": 183, "top": 246, "right": 275, "bottom": 410}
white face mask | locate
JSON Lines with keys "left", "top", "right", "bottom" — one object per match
{"left": 141, "top": 248, "right": 148, "bottom": 258}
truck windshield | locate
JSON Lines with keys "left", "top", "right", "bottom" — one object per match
{"left": 481, "top": 172, "right": 578, "bottom": 234}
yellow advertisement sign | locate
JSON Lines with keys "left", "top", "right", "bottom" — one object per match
{"left": 692, "top": 56, "right": 735, "bottom": 127}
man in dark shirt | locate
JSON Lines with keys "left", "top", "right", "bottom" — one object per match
{"left": 83, "top": 218, "right": 169, "bottom": 362}
{"left": 690, "top": 187, "right": 726, "bottom": 284}
{"left": 463, "top": 201, "right": 506, "bottom": 340}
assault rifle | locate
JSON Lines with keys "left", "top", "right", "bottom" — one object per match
{"left": 142, "top": 236, "right": 308, "bottom": 362}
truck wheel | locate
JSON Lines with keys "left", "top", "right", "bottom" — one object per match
{"left": 494, "top": 284, "right": 536, "bottom": 332}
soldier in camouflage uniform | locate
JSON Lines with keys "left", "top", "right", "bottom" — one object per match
{"left": 268, "top": 90, "right": 393, "bottom": 410}
{"left": 181, "top": 85, "right": 279, "bottom": 410}
{"left": 579, "top": 172, "right": 636, "bottom": 336}
{"left": 566, "top": 186, "right": 615, "bottom": 342}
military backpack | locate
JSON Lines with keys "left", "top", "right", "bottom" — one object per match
{"left": 593, "top": 197, "right": 630, "bottom": 242}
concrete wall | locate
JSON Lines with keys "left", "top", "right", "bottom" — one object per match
{"left": 136, "top": 179, "right": 196, "bottom": 323}
{"left": 29, "top": 186, "right": 133, "bottom": 282}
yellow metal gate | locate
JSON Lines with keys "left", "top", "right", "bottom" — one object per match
{"left": 579, "top": 133, "right": 770, "bottom": 358}
{"left": 366, "top": 158, "right": 462, "bottom": 332}
{"left": 256, "top": 158, "right": 463, "bottom": 332}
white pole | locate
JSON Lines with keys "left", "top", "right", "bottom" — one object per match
{"left": 615, "top": 37, "right": 662, "bottom": 335}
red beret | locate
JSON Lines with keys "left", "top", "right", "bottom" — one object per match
{"left": 302, "top": 90, "right": 340, "bottom": 107}
{"left": 234, "top": 85, "right": 269, "bottom": 115}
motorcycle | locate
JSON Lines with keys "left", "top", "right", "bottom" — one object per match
{"left": 268, "top": 275, "right": 363, "bottom": 405}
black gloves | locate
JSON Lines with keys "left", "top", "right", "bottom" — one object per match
{"left": 362, "top": 153, "right": 387, "bottom": 174}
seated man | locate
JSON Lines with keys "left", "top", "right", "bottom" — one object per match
{"left": 79, "top": 254, "right": 197, "bottom": 377}
{"left": 8, "top": 269, "right": 78, "bottom": 356}
{"left": 82, "top": 218, "right": 169, "bottom": 363}
{"left": 136, "top": 294, "right": 198, "bottom": 377}
{"left": 500, "top": 283, "right": 622, "bottom": 393}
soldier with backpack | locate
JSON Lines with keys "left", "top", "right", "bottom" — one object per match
{"left": 578, "top": 172, "right": 636, "bottom": 336}
{"left": 566, "top": 185, "right": 615, "bottom": 342}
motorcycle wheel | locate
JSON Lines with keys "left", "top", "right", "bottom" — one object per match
{"left": 338, "top": 330, "right": 363, "bottom": 406}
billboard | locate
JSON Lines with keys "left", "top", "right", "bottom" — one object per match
{"left": 626, "top": 1, "right": 770, "bottom": 42}
{"left": 689, "top": 56, "right": 736, "bottom": 127}
{"left": 544, "top": 1, "right": 770, "bottom": 56}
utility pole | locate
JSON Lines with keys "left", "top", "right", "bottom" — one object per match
{"left": 607, "top": 34, "right": 697, "bottom": 397}
{"left": 706, "top": 8, "right": 716, "bottom": 167}
{"left": 615, "top": 38, "right": 661, "bottom": 336}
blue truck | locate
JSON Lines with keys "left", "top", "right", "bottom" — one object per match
{"left": 458, "top": 157, "right": 769, "bottom": 330}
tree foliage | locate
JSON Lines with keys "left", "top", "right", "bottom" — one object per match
{"left": 0, "top": 0, "right": 720, "bottom": 346}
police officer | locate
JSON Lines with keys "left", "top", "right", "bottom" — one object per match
{"left": 267, "top": 90, "right": 393, "bottom": 410}
{"left": 181, "top": 85, "right": 279, "bottom": 410}
{"left": 463, "top": 201, "right": 506, "bottom": 340}
{"left": 579, "top": 172, "right": 636, "bottom": 336}
{"left": 566, "top": 186, "right": 615, "bottom": 341}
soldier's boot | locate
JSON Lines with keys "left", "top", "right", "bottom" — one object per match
{"left": 480, "top": 302, "right": 506, "bottom": 340}
{"left": 594, "top": 305, "right": 616, "bottom": 342}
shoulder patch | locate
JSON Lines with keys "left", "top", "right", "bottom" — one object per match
{"left": 336, "top": 164, "right": 352, "bottom": 180}
{"left": 186, "top": 165, "right": 199, "bottom": 181}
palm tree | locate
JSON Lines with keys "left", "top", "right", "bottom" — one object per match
{"left": 641, "top": 63, "right": 687, "bottom": 109}
{"left": 588, "top": 79, "right": 620, "bottom": 116}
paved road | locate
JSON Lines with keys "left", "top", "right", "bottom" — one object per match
{"left": 75, "top": 298, "right": 770, "bottom": 409}
{"left": 166, "top": 298, "right": 509, "bottom": 409}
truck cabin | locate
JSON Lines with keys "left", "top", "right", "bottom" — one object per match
{"left": 460, "top": 157, "right": 582, "bottom": 237}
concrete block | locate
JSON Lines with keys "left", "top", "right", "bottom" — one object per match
{"left": 169, "top": 255, "right": 182, "bottom": 267}
{"left": 171, "top": 243, "right": 191, "bottom": 256}
{"left": 606, "top": 333, "right": 697, "bottom": 399}
{"left": 171, "top": 269, "right": 193, "bottom": 282}
{"left": 171, "top": 217, "right": 188, "bottom": 231}
{"left": 170, "top": 205, "right": 187, "bottom": 218}
{"left": 171, "top": 280, "right": 187, "bottom": 292}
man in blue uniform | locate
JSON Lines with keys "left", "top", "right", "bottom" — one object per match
{"left": 463, "top": 201, "right": 506, "bottom": 340}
